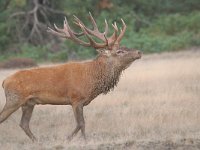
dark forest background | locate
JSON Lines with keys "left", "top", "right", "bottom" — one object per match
{"left": 0, "top": 0, "right": 200, "bottom": 62}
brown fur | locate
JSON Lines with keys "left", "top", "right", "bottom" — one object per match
{"left": 0, "top": 48, "right": 141, "bottom": 141}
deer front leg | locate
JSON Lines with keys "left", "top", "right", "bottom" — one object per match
{"left": 68, "top": 103, "right": 86, "bottom": 141}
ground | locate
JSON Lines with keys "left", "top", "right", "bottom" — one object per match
{"left": 0, "top": 49, "right": 200, "bottom": 149}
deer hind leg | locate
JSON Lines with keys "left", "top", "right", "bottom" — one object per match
{"left": 68, "top": 103, "right": 86, "bottom": 141}
{"left": 0, "top": 91, "right": 22, "bottom": 124}
{"left": 20, "top": 103, "right": 36, "bottom": 142}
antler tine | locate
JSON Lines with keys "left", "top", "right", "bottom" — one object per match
{"left": 48, "top": 22, "right": 68, "bottom": 38}
{"left": 78, "top": 23, "right": 107, "bottom": 48}
{"left": 47, "top": 27, "right": 66, "bottom": 38}
{"left": 74, "top": 14, "right": 106, "bottom": 41}
{"left": 73, "top": 15, "right": 84, "bottom": 26}
{"left": 104, "top": 19, "right": 108, "bottom": 36}
{"left": 88, "top": 12, "right": 98, "bottom": 31}
{"left": 115, "top": 18, "right": 127, "bottom": 43}
{"left": 64, "top": 19, "right": 90, "bottom": 46}
{"left": 104, "top": 33, "right": 109, "bottom": 46}
{"left": 61, "top": 17, "right": 70, "bottom": 38}
{"left": 88, "top": 13, "right": 108, "bottom": 41}
{"left": 105, "top": 22, "right": 118, "bottom": 47}
{"left": 53, "top": 23, "right": 64, "bottom": 33}
{"left": 64, "top": 17, "right": 84, "bottom": 37}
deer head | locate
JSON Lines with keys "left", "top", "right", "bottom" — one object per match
{"left": 48, "top": 13, "right": 141, "bottom": 70}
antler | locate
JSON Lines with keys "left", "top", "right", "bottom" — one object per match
{"left": 112, "top": 19, "right": 127, "bottom": 50}
{"left": 48, "top": 13, "right": 126, "bottom": 50}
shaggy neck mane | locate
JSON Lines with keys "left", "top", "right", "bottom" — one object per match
{"left": 88, "top": 55, "right": 123, "bottom": 99}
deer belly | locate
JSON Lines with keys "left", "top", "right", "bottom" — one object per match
{"left": 31, "top": 93, "right": 71, "bottom": 105}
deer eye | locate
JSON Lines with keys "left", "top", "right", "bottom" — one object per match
{"left": 116, "top": 50, "right": 126, "bottom": 54}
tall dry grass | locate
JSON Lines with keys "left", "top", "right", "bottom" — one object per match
{"left": 0, "top": 50, "right": 200, "bottom": 149}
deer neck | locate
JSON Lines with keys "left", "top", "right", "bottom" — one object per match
{"left": 89, "top": 55, "right": 123, "bottom": 98}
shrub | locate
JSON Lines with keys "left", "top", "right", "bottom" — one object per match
{"left": 0, "top": 57, "right": 38, "bottom": 69}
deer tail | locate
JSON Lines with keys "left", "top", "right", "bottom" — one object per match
{"left": 2, "top": 80, "right": 5, "bottom": 89}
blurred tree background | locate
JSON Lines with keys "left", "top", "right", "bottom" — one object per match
{"left": 0, "top": 0, "right": 200, "bottom": 62}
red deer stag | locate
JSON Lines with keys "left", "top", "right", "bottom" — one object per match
{"left": 0, "top": 13, "right": 141, "bottom": 142}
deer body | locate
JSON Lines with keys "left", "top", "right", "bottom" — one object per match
{"left": 3, "top": 55, "right": 122, "bottom": 106}
{"left": 0, "top": 13, "right": 141, "bottom": 141}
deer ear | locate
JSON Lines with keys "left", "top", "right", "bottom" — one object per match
{"left": 96, "top": 49, "right": 104, "bottom": 53}
{"left": 97, "top": 49, "right": 111, "bottom": 56}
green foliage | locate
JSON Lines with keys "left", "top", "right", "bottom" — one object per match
{"left": 0, "top": 11, "right": 10, "bottom": 52}
{"left": 1, "top": 0, "right": 200, "bottom": 61}
{"left": 0, "top": 23, "right": 9, "bottom": 51}
{"left": 11, "top": 0, "right": 26, "bottom": 8}
{"left": 120, "top": 11, "right": 200, "bottom": 53}
{"left": 148, "top": 12, "right": 200, "bottom": 35}
{"left": 118, "top": 0, "right": 200, "bottom": 16}
{"left": 15, "top": 43, "right": 70, "bottom": 62}
{"left": 63, "top": 41, "right": 97, "bottom": 60}
{"left": 18, "top": 44, "right": 49, "bottom": 60}
{"left": 123, "top": 31, "right": 194, "bottom": 53}
{"left": 1, "top": 42, "right": 95, "bottom": 62}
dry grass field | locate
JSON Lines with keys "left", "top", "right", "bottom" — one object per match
{"left": 0, "top": 49, "right": 200, "bottom": 149}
